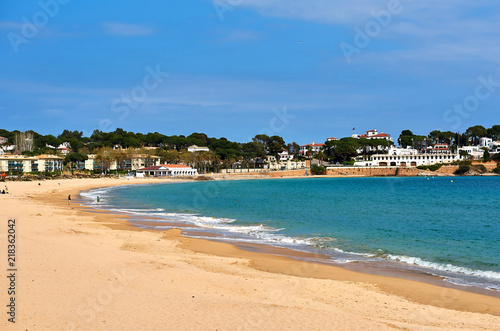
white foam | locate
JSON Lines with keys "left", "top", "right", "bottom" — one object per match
{"left": 385, "top": 254, "right": 500, "bottom": 281}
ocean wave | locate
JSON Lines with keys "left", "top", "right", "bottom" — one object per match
{"left": 385, "top": 254, "right": 500, "bottom": 281}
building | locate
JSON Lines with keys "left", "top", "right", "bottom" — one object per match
{"left": 136, "top": 164, "right": 198, "bottom": 177}
{"left": 352, "top": 129, "right": 393, "bottom": 142}
{"left": 187, "top": 145, "right": 210, "bottom": 153}
{"left": 355, "top": 152, "right": 461, "bottom": 167}
{"left": 434, "top": 143, "right": 449, "bottom": 152}
{"left": 479, "top": 137, "right": 500, "bottom": 153}
{"left": 300, "top": 142, "right": 325, "bottom": 156}
{"left": 278, "top": 149, "right": 294, "bottom": 161}
{"left": 267, "top": 160, "right": 307, "bottom": 171}
{"left": 326, "top": 137, "right": 338, "bottom": 142}
{"left": 0, "top": 136, "right": 7, "bottom": 145}
{"left": 57, "top": 142, "right": 72, "bottom": 156}
{"left": 85, "top": 154, "right": 160, "bottom": 172}
{"left": 0, "top": 155, "right": 64, "bottom": 173}
{"left": 457, "top": 146, "right": 484, "bottom": 160}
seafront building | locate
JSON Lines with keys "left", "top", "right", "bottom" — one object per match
{"left": 136, "top": 164, "right": 198, "bottom": 177}
{"left": 0, "top": 155, "right": 64, "bottom": 173}
{"left": 354, "top": 145, "right": 461, "bottom": 167}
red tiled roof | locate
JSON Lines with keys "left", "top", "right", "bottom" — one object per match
{"left": 161, "top": 164, "right": 191, "bottom": 168}
{"left": 360, "top": 133, "right": 390, "bottom": 138}
{"left": 300, "top": 143, "right": 325, "bottom": 147}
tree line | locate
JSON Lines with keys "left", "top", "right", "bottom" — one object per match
{"left": 1, "top": 124, "right": 498, "bottom": 170}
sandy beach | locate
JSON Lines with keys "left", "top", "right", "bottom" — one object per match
{"left": 1, "top": 177, "right": 500, "bottom": 330}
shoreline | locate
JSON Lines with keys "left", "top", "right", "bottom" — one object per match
{"left": 2, "top": 177, "right": 500, "bottom": 330}
{"left": 73, "top": 179, "right": 500, "bottom": 309}
{"left": 83, "top": 175, "right": 500, "bottom": 300}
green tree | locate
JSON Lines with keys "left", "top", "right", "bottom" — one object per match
{"left": 483, "top": 149, "right": 491, "bottom": 162}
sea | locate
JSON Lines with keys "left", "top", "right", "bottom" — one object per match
{"left": 81, "top": 176, "right": 500, "bottom": 293}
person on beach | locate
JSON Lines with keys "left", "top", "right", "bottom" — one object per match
{"left": 68, "top": 195, "right": 71, "bottom": 205}
{"left": 97, "top": 196, "right": 100, "bottom": 205}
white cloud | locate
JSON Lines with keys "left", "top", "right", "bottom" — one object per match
{"left": 241, "top": 0, "right": 500, "bottom": 65}
{"left": 102, "top": 22, "right": 156, "bottom": 37}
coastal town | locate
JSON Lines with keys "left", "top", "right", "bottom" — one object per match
{"left": 0, "top": 125, "right": 499, "bottom": 178}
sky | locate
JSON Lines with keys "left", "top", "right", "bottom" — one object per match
{"left": 1, "top": 0, "right": 499, "bottom": 144}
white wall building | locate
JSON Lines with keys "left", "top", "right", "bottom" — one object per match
{"left": 188, "top": 145, "right": 210, "bottom": 153}
{"left": 479, "top": 137, "right": 500, "bottom": 153}
{"left": 352, "top": 129, "right": 393, "bottom": 142}
{"left": 387, "top": 146, "right": 419, "bottom": 156}
{"left": 278, "top": 149, "right": 294, "bottom": 161}
{"left": 136, "top": 164, "right": 198, "bottom": 177}
{"left": 457, "top": 146, "right": 484, "bottom": 160}
{"left": 300, "top": 142, "right": 325, "bottom": 156}
{"left": 354, "top": 153, "right": 461, "bottom": 167}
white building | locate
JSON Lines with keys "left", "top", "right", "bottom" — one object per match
{"left": 136, "top": 164, "right": 198, "bottom": 177}
{"left": 267, "top": 160, "right": 307, "bottom": 171}
{"left": 479, "top": 137, "right": 493, "bottom": 149}
{"left": 0, "top": 136, "right": 7, "bottom": 145}
{"left": 188, "top": 145, "right": 210, "bottom": 153}
{"left": 352, "top": 129, "right": 393, "bottom": 142}
{"left": 457, "top": 146, "right": 484, "bottom": 160}
{"left": 326, "top": 137, "right": 338, "bottom": 142}
{"left": 278, "top": 149, "right": 294, "bottom": 161}
{"left": 387, "top": 146, "right": 419, "bottom": 156}
{"left": 300, "top": 142, "right": 325, "bottom": 156}
{"left": 57, "top": 142, "right": 72, "bottom": 156}
{"left": 354, "top": 152, "right": 461, "bottom": 167}
{"left": 479, "top": 137, "right": 500, "bottom": 153}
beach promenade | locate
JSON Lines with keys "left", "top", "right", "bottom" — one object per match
{"left": 1, "top": 178, "right": 500, "bottom": 330}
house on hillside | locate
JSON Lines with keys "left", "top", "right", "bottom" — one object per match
{"left": 352, "top": 129, "right": 393, "bottom": 142}
{"left": 300, "top": 142, "right": 325, "bottom": 156}
{"left": 187, "top": 145, "right": 210, "bottom": 152}
{"left": 278, "top": 149, "right": 294, "bottom": 161}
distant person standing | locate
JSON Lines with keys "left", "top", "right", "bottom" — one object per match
{"left": 68, "top": 195, "right": 71, "bottom": 205}
{"left": 97, "top": 196, "right": 100, "bottom": 205}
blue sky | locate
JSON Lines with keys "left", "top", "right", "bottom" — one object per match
{"left": 1, "top": 0, "right": 499, "bottom": 144}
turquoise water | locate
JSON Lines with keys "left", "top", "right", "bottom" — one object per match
{"left": 82, "top": 177, "right": 500, "bottom": 291}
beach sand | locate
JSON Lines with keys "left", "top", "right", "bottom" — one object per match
{"left": 1, "top": 178, "right": 500, "bottom": 330}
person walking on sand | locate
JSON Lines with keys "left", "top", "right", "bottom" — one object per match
{"left": 68, "top": 195, "right": 71, "bottom": 205}
{"left": 97, "top": 196, "right": 100, "bottom": 205}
